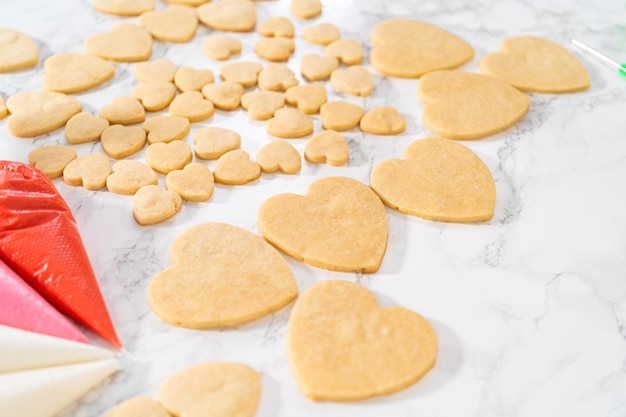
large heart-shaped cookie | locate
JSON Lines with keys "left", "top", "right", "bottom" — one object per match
{"left": 257, "top": 176, "right": 388, "bottom": 273}
{"left": 133, "top": 185, "right": 182, "bottom": 226}
{"left": 139, "top": 5, "right": 198, "bottom": 43}
{"left": 148, "top": 223, "right": 298, "bottom": 327}
{"left": 0, "top": 29, "right": 38, "bottom": 73}
{"left": 86, "top": 23, "right": 153, "bottom": 62}
{"left": 370, "top": 137, "right": 495, "bottom": 222}
{"left": 288, "top": 280, "right": 437, "bottom": 401}
{"left": 479, "top": 36, "right": 590, "bottom": 93}
{"left": 6, "top": 91, "right": 82, "bottom": 137}
{"left": 42, "top": 53, "right": 114, "bottom": 94}
{"left": 157, "top": 362, "right": 261, "bottom": 417}
{"left": 418, "top": 70, "right": 529, "bottom": 139}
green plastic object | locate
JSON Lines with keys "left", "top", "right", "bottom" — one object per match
{"left": 572, "top": 38, "right": 626, "bottom": 79}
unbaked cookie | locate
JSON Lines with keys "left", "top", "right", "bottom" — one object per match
{"left": 201, "top": 81, "right": 244, "bottom": 111}
{"left": 106, "top": 160, "right": 158, "bottom": 195}
{"left": 6, "top": 91, "right": 82, "bottom": 138}
{"left": 144, "top": 115, "right": 190, "bottom": 144}
{"left": 213, "top": 150, "right": 261, "bottom": 185}
{"left": 65, "top": 112, "right": 109, "bottom": 144}
{"left": 304, "top": 130, "right": 349, "bottom": 166}
{"left": 326, "top": 38, "right": 363, "bottom": 65}
{"left": 146, "top": 140, "right": 193, "bottom": 174}
{"left": 197, "top": 0, "right": 256, "bottom": 32}
{"left": 290, "top": 0, "right": 322, "bottom": 19}
{"left": 135, "top": 58, "right": 177, "bottom": 83}
{"left": 131, "top": 82, "right": 177, "bottom": 112}
{"left": 267, "top": 108, "right": 313, "bottom": 138}
{"left": 194, "top": 127, "right": 241, "bottom": 160}
{"left": 418, "top": 70, "right": 530, "bottom": 139}
{"left": 300, "top": 53, "right": 338, "bottom": 81}
{"left": 94, "top": 0, "right": 154, "bottom": 16}
{"left": 86, "top": 23, "right": 153, "bottom": 62}
{"left": 257, "top": 176, "right": 388, "bottom": 272}
{"left": 202, "top": 35, "right": 242, "bottom": 61}
{"left": 166, "top": 162, "right": 214, "bottom": 202}
{"left": 0, "top": 29, "right": 38, "bottom": 72}
{"left": 285, "top": 83, "right": 327, "bottom": 114}
{"left": 257, "top": 64, "right": 298, "bottom": 91}
{"left": 370, "top": 137, "right": 496, "bottom": 222}
{"left": 174, "top": 67, "right": 214, "bottom": 92}
{"left": 169, "top": 91, "right": 215, "bottom": 122}
{"left": 302, "top": 23, "right": 340, "bottom": 45}
{"left": 320, "top": 101, "right": 365, "bottom": 131}
{"left": 101, "top": 125, "right": 147, "bottom": 159}
{"left": 256, "top": 140, "right": 301, "bottom": 174}
{"left": 42, "top": 53, "right": 115, "bottom": 94}
{"left": 220, "top": 61, "right": 263, "bottom": 87}
{"left": 133, "top": 185, "right": 182, "bottom": 226}
{"left": 259, "top": 17, "right": 295, "bottom": 38}
{"left": 139, "top": 5, "right": 198, "bottom": 43}
{"left": 99, "top": 97, "right": 146, "bottom": 125}
{"left": 28, "top": 145, "right": 77, "bottom": 179}
{"left": 254, "top": 38, "right": 295, "bottom": 62}
{"left": 63, "top": 152, "right": 112, "bottom": 190}
{"left": 359, "top": 106, "right": 406, "bottom": 135}
{"left": 241, "top": 90, "right": 285, "bottom": 120}
{"left": 330, "top": 65, "right": 373, "bottom": 96}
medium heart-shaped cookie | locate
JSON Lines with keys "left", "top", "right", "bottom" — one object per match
{"left": 301, "top": 54, "right": 338, "bottom": 82}
{"left": 65, "top": 112, "right": 110, "bottom": 144}
{"left": 285, "top": 83, "right": 327, "bottom": 114}
{"left": 139, "top": 5, "right": 198, "bottom": 43}
{"left": 220, "top": 61, "right": 263, "bottom": 87}
{"left": 259, "top": 16, "right": 294, "bottom": 38}
{"left": 257, "top": 176, "right": 388, "bottom": 272}
{"left": 320, "top": 101, "right": 364, "bottom": 131}
{"left": 6, "top": 91, "right": 82, "bottom": 137}
{"left": 326, "top": 38, "right": 363, "bottom": 65}
{"left": 418, "top": 70, "right": 529, "bottom": 139}
{"left": 201, "top": 81, "right": 244, "bottom": 111}
{"left": 290, "top": 0, "right": 322, "bottom": 19}
{"left": 28, "top": 145, "right": 77, "bottom": 179}
{"left": 330, "top": 65, "right": 373, "bottom": 97}
{"left": 86, "top": 23, "right": 153, "bottom": 62}
{"left": 63, "top": 153, "right": 112, "bottom": 190}
{"left": 144, "top": 115, "right": 190, "bottom": 144}
{"left": 133, "top": 185, "right": 182, "bottom": 226}
{"left": 106, "top": 160, "right": 158, "bottom": 195}
{"left": 254, "top": 38, "right": 295, "bottom": 62}
{"left": 359, "top": 106, "right": 406, "bottom": 135}
{"left": 258, "top": 64, "right": 298, "bottom": 91}
{"left": 169, "top": 91, "right": 215, "bottom": 122}
{"left": 194, "top": 127, "right": 241, "bottom": 160}
{"left": 0, "top": 29, "right": 38, "bottom": 72}
{"left": 101, "top": 125, "right": 147, "bottom": 159}
{"left": 166, "top": 162, "right": 214, "bottom": 202}
{"left": 146, "top": 140, "right": 193, "bottom": 174}
{"left": 304, "top": 130, "right": 349, "bottom": 166}
{"left": 131, "top": 82, "right": 177, "bottom": 112}
{"left": 479, "top": 36, "right": 590, "bottom": 93}
{"left": 197, "top": 0, "right": 256, "bottom": 32}
{"left": 157, "top": 362, "right": 261, "bottom": 417}
{"left": 94, "top": 0, "right": 154, "bottom": 17}
{"left": 213, "top": 150, "right": 261, "bottom": 185}
{"left": 42, "top": 53, "right": 115, "bottom": 94}
{"left": 370, "top": 137, "right": 495, "bottom": 222}
{"left": 149, "top": 223, "right": 298, "bottom": 327}
{"left": 241, "top": 90, "right": 285, "bottom": 120}
{"left": 174, "top": 67, "right": 214, "bottom": 92}
{"left": 256, "top": 140, "right": 301, "bottom": 174}
{"left": 202, "top": 35, "right": 242, "bottom": 61}
{"left": 267, "top": 108, "right": 313, "bottom": 138}
{"left": 135, "top": 58, "right": 177, "bottom": 83}
{"left": 288, "top": 280, "right": 437, "bottom": 401}
{"left": 99, "top": 97, "right": 146, "bottom": 125}
{"left": 302, "top": 23, "right": 340, "bottom": 45}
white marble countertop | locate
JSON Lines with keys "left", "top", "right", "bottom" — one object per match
{"left": 1, "top": 0, "right": 626, "bottom": 416}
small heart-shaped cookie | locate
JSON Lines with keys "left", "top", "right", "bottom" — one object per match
{"left": 103, "top": 396, "right": 169, "bottom": 417}
{"left": 359, "top": 106, "right": 406, "bottom": 135}
{"left": 267, "top": 108, "right": 313, "bottom": 138}
{"left": 6, "top": 91, "right": 82, "bottom": 137}
{"left": 257, "top": 176, "right": 388, "bottom": 272}
{"left": 63, "top": 152, "right": 112, "bottom": 190}
{"left": 169, "top": 91, "right": 215, "bottom": 122}
{"left": 220, "top": 61, "right": 263, "bottom": 88}
{"left": 288, "top": 280, "right": 437, "bottom": 401}
{"left": 42, "top": 53, "right": 115, "bottom": 94}
{"left": 290, "top": 0, "right": 322, "bottom": 19}
{"left": 86, "top": 23, "right": 153, "bottom": 62}
{"left": 149, "top": 223, "right": 298, "bottom": 327}
{"left": 241, "top": 90, "right": 285, "bottom": 120}
{"left": 135, "top": 58, "right": 177, "bottom": 83}
{"left": 144, "top": 115, "right": 190, "bottom": 144}
{"left": 256, "top": 140, "right": 301, "bottom": 174}
{"left": 254, "top": 38, "right": 295, "bottom": 62}
{"left": 106, "top": 160, "right": 158, "bottom": 195}
{"left": 259, "top": 17, "right": 294, "bottom": 38}
{"left": 157, "top": 363, "right": 261, "bottom": 417}
{"left": 0, "top": 29, "right": 38, "bottom": 73}
{"left": 479, "top": 36, "right": 590, "bottom": 93}
{"left": 194, "top": 127, "right": 241, "bottom": 160}
{"left": 65, "top": 112, "right": 110, "bottom": 144}
{"left": 370, "top": 19, "right": 474, "bottom": 78}
{"left": 258, "top": 64, "right": 298, "bottom": 91}
{"left": 94, "top": 0, "right": 154, "bottom": 16}
{"left": 201, "top": 81, "right": 244, "bottom": 111}
{"left": 326, "top": 38, "right": 363, "bottom": 65}
{"left": 101, "top": 125, "right": 147, "bottom": 159}
{"left": 320, "top": 101, "right": 365, "bottom": 131}
{"left": 133, "top": 185, "right": 182, "bottom": 226}
{"left": 302, "top": 23, "right": 340, "bottom": 45}
{"left": 131, "top": 82, "right": 177, "bottom": 112}
{"left": 300, "top": 53, "right": 339, "bottom": 81}
{"left": 371, "top": 137, "right": 495, "bottom": 222}
{"left": 331, "top": 65, "right": 373, "bottom": 97}
{"left": 28, "top": 145, "right": 77, "bottom": 179}
{"left": 146, "top": 140, "right": 193, "bottom": 174}
{"left": 418, "top": 70, "right": 530, "bottom": 139}
{"left": 139, "top": 5, "right": 198, "bottom": 43}
{"left": 99, "top": 97, "right": 146, "bottom": 125}
{"left": 197, "top": 0, "right": 256, "bottom": 32}
{"left": 213, "top": 150, "right": 261, "bottom": 185}
{"left": 285, "top": 83, "right": 327, "bottom": 114}
{"left": 304, "top": 130, "right": 349, "bottom": 166}
{"left": 174, "top": 67, "right": 214, "bottom": 92}
{"left": 202, "top": 35, "right": 242, "bottom": 61}
{"left": 166, "top": 162, "right": 214, "bottom": 202}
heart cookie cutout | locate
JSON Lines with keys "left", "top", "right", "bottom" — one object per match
{"left": 42, "top": 53, "right": 114, "bottom": 94}
{"left": 330, "top": 65, "right": 373, "bottom": 97}
{"left": 101, "top": 125, "right": 147, "bottom": 159}
{"left": 257, "top": 176, "right": 388, "bottom": 272}
{"left": 103, "top": 396, "right": 169, "bottom": 417}
{"left": 254, "top": 38, "right": 295, "bottom": 62}
{"left": 135, "top": 58, "right": 177, "bottom": 83}
{"left": 320, "top": 101, "right": 364, "bottom": 131}
{"left": 256, "top": 140, "right": 301, "bottom": 174}
{"left": 418, "top": 70, "right": 529, "bottom": 139}
{"left": 326, "top": 38, "right": 363, "bottom": 65}
{"left": 0, "top": 29, "right": 38, "bottom": 72}
{"left": 194, "top": 127, "right": 241, "bottom": 160}
{"left": 290, "top": 0, "right": 322, "bottom": 19}
{"left": 86, "top": 23, "right": 153, "bottom": 62}
{"left": 302, "top": 23, "right": 340, "bottom": 45}
{"left": 213, "top": 150, "right": 261, "bottom": 185}
{"left": 202, "top": 81, "right": 244, "bottom": 111}
{"left": 63, "top": 153, "right": 112, "bottom": 190}
{"left": 144, "top": 115, "right": 190, "bottom": 144}
{"left": 6, "top": 91, "right": 82, "bottom": 137}
{"left": 157, "top": 362, "right": 261, "bottom": 417}
{"left": 169, "top": 91, "right": 215, "bottom": 122}
{"left": 197, "top": 0, "right": 256, "bottom": 32}
{"left": 148, "top": 223, "right": 298, "bottom": 327}
{"left": 65, "top": 112, "right": 110, "bottom": 144}
{"left": 139, "top": 5, "right": 198, "bottom": 43}
{"left": 479, "top": 36, "right": 590, "bottom": 93}
{"left": 285, "top": 83, "right": 327, "bottom": 114}
{"left": 174, "top": 67, "right": 214, "bottom": 92}
{"left": 94, "top": 0, "right": 154, "bottom": 16}
{"left": 241, "top": 90, "right": 285, "bottom": 121}
{"left": 300, "top": 53, "right": 339, "bottom": 81}
{"left": 220, "top": 61, "right": 263, "bottom": 87}
{"left": 166, "top": 162, "right": 214, "bottom": 202}
{"left": 304, "top": 130, "right": 349, "bottom": 166}
{"left": 359, "top": 106, "right": 406, "bottom": 135}
{"left": 99, "top": 97, "right": 146, "bottom": 125}
{"left": 146, "top": 140, "right": 193, "bottom": 174}
{"left": 28, "top": 145, "right": 77, "bottom": 179}
{"left": 258, "top": 64, "right": 298, "bottom": 91}
{"left": 106, "top": 160, "right": 158, "bottom": 195}
{"left": 133, "top": 185, "right": 182, "bottom": 226}
{"left": 288, "top": 280, "right": 437, "bottom": 401}
{"left": 370, "top": 137, "right": 496, "bottom": 222}
{"left": 132, "top": 82, "right": 177, "bottom": 112}
{"left": 267, "top": 108, "right": 313, "bottom": 138}
{"left": 202, "top": 35, "right": 242, "bottom": 61}
{"left": 259, "top": 16, "right": 295, "bottom": 38}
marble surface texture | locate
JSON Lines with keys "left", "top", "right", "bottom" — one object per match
{"left": 1, "top": 0, "right": 626, "bottom": 416}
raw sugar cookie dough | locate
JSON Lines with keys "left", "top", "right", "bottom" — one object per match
{"left": 148, "top": 223, "right": 298, "bottom": 328}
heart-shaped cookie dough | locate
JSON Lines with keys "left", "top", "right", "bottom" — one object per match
{"left": 157, "top": 362, "right": 261, "bottom": 417}
{"left": 132, "top": 82, "right": 177, "bottom": 112}
{"left": 320, "top": 101, "right": 364, "bottom": 131}
{"left": 202, "top": 35, "right": 242, "bottom": 61}
{"left": 65, "top": 112, "right": 110, "bottom": 144}
{"left": 241, "top": 90, "right": 285, "bottom": 121}
{"left": 101, "top": 125, "right": 147, "bottom": 159}
{"left": 133, "top": 185, "right": 182, "bottom": 226}
{"left": 213, "top": 150, "right": 261, "bottom": 185}
{"left": 304, "top": 130, "right": 349, "bottom": 166}
{"left": 285, "top": 83, "right": 327, "bottom": 114}
{"left": 103, "top": 396, "right": 169, "bottom": 417}
{"left": 144, "top": 115, "right": 190, "bottom": 144}
{"left": 256, "top": 140, "right": 301, "bottom": 174}
{"left": 135, "top": 58, "right": 177, "bottom": 83}
{"left": 194, "top": 127, "right": 241, "bottom": 160}
{"left": 99, "top": 97, "right": 146, "bottom": 125}
{"left": 139, "top": 5, "right": 198, "bottom": 43}
{"left": 259, "top": 16, "right": 294, "bottom": 38}
{"left": 326, "top": 38, "right": 363, "bottom": 65}
{"left": 479, "top": 36, "right": 590, "bottom": 93}
{"left": 174, "top": 67, "right": 214, "bottom": 92}
{"left": 359, "top": 106, "right": 406, "bottom": 135}
{"left": 6, "top": 91, "right": 82, "bottom": 138}
{"left": 418, "top": 71, "right": 529, "bottom": 139}
{"left": 290, "top": 0, "right": 322, "bottom": 19}
{"left": 166, "top": 162, "right": 214, "bottom": 202}
{"left": 201, "top": 81, "right": 244, "bottom": 111}
{"left": 0, "top": 29, "right": 38, "bottom": 73}
{"left": 330, "top": 65, "right": 373, "bottom": 97}
{"left": 197, "top": 0, "right": 256, "bottom": 32}
{"left": 86, "top": 23, "right": 153, "bottom": 62}
{"left": 370, "top": 137, "right": 496, "bottom": 222}
{"left": 371, "top": 19, "right": 474, "bottom": 78}
{"left": 300, "top": 53, "right": 339, "bottom": 81}
{"left": 63, "top": 152, "right": 112, "bottom": 190}
{"left": 258, "top": 64, "right": 298, "bottom": 92}
{"left": 220, "top": 61, "right": 263, "bottom": 88}
{"left": 106, "top": 160, "right": 158, "bottom": 195}
{"left": 288, "top": 280, "right": 437, "bottom": 401}
{"left": 146, "top": 140, "right": 193, "bottom": 174}
{"left": 149, "top": 223, "right": 298, "bottom": 327}
{"left": 257, "top": 176, "right": 388, "bottom": 272}
{"left": 267, "top": 108, "right": 313, "bottom": 138}
{"left": 302, "top": 23, "right": 340, "bottom": 45}
{"left": 169, "top": 91, "right": 215, "bottom": 122}
{"left": 94, "top": 0, "right": 154, "bottom": 17}
{"left": 28, "top": 145, "right": 77, "bottom": 179}
{"left": 254, "top": 38, "right": 295, "bottom": 62}
{"left": 42, "top": 53, "right": 115, "bottom": 94}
